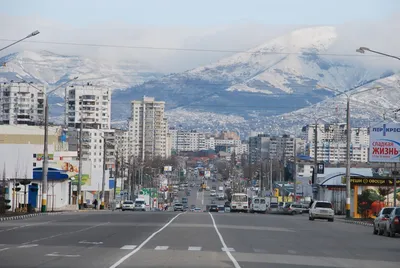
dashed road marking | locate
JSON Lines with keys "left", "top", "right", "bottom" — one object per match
{"left": 46, "top": 252, "right": 80, "bottom": 257}
{"left": 108, "top": 212, "right": 184, "bottom": 268}
{"left": 18, "top": 244, "right": 38, "bottom": 248}
{"left": 188, "top": 246, "right": 202, "bottom": 251}
{"left": 0, "top": 248, "right": 9, "bottom": 252}
{"left": 120, "top": 245, "right": 137, "bottom": 250}
{"left": 288, "top": 249, "right": 297, "bottom": 254}
{"left": 154, "top": 246, "right": 169, "bottom": 250}
{"left": 222, "top": 247, "right": 235, "bottom": 252}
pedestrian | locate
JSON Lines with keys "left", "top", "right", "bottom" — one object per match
{"left": 93, "top": 199, "right": 98, "bottom": 210}
{"left": 309, "top": 199, "right": 314, "bottom": 209}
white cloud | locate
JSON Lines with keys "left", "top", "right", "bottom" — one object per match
{"left": 0, "top": 13, "right": 399, "bottom": 73}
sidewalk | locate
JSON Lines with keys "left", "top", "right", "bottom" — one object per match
{"left": 0, "top": 211, "right": 64, "bottom": 222}
{"left": 335, "top": 215, "right": 373, "bottom": 227}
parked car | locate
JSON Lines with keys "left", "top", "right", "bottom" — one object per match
{"left": 173, "top": 203, "right": 184, "bottom": 212}
{"left": 309, "top": 201, "right": 334, "bottom": 222}
{"left": 282, "top": 203, "right": 303, "bottom": 215}
{"left": 384, "top": 207, "right": 400, "bottom": 237}
{"left": 373, "top": 207, "right": 394, "bottom": 235}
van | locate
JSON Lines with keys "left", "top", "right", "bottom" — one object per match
{"left": 250, "top": 197, "right": 267, "bottom": 213}
{"left": 134, "top": 198, "right": 146, "bottom": 211}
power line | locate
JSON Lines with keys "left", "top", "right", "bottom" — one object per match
{"left": 0, "top": 38, "right": 386, "bottom": 58}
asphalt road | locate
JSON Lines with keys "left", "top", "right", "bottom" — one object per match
{"left": 1, "top": 189, "right": 400, "bottom": 267}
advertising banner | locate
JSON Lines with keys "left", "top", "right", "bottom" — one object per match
{"left": 369, "top": 123, "right": 400, "bottom": 162}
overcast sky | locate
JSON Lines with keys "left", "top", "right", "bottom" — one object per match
{"left": 0, "top": 0, "right": 399, "bottom": 72}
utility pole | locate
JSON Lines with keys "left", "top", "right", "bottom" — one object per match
{"left": 41, "top": 99, "right": 49, "bottom": 212}
{"left": 100, "top": 136, "right": 107, "bottom": 209}
{"left": 312, "top": 123, "right": 318, "bottom": 200}
{"left": 114, "top": 151, "right": 119, "bottom": 199}
{"left": 259, "top": 159, "right": 263, "bottom": 197}
{"left": 269, "top": 158, "right": 273, "bottom": 194}
{"left": 293, "top": 139, "right": 297, "bottom": 202}
{"left": 345, "top": 98, "right": 351, "bottom": 218}
{"left": 77, "top": 119, "right": 83, "bottom": 209}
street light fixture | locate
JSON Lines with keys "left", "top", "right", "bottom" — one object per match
{"left": 317, "top": 84, "right": 382, "bottom": 218}
{"left": 40, "top": 76, "right": 78, "bottom": 212}
{"left": 356, "top": 47, "right": 400, "bottom": 61}
{"left": 0, "top": 30, "right": 40, "bottom": 52}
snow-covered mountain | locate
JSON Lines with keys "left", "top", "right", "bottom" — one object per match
{"left": 112, "top": 26, "right": 395, "bottom": 134}
{"left": 0, "top": 50, "right": 162, "bottom": 95}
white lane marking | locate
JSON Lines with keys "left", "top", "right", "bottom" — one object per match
{"left": 21, "top": 222, "right": 110, "bottom": 245}
{"left": 154, "top": 246, "right": 169, "bottom": 250}
{"left": 108, "top": 212, "right": 183, "bottom": 268}
{"left": 209, "top": 212, "right": 241, "bottom": 268}
{"left": 120, "top": 245, "right": 137, "bottom": 250}
{"left": 0, "top": 221, "right": 54, "bottom": 233}
{"left": 18, "top": 244, "right": 38, "bottom": 248}
{"left": 201, "top": 191, "right": 204, "bottom": 205}
{"left": 222, "top": 247, "right": 235, "bottom": 252}
{"left": 46, "top": 252, "right": 80, "bottom": 257}
{"left": 0, "top": 248, "right": 9, "bottom": 252}
{"left": 188, "top": 246, "right": 202, "bottom": 251}
{"left": 288, "top": 249, "right": 297, "bottom": 254}
{"left": 79, "top": 241, "right": 103, "bottom": 245}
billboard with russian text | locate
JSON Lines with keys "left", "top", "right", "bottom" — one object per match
{"left": 369, "top": 123, "right": 400, "bottom": 162}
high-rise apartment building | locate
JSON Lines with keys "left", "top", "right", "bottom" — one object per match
{"left": 0, "top": 82, "right": 45, "bottom": 125}
{"left": 66, "top": 83, "right": 115, "bottom": 169}
{"left": 169, "top": 129, "right": 206, "bottom": 152}
{"left": 129, "top": 96, "right": 168, "bottom": 160}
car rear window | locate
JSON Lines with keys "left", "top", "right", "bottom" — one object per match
{"left": 174, "top": 203, "right": 183, "bottom": 206}
{"left": 260, "top": 199, "right": 266, "bottom": 204}
{"left": 315, "top": 202, "right": 332, "bottom": 208}
{"left": 124, "top": 201, "right": 133, "bottom": 204}
{"left": 254, "top": 199, "right": 260, "bottom": 204}
{"left": 382, "top": 207, "right": 394, "bottom": 215}
{"left": 395, "top": 208, "right": 400, "bottom": 216}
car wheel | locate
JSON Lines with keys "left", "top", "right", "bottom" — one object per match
{"left": 389, "top": 226, "right": 396, "bottom": 237}
{"left": 309, "top": 216, "right": 314, "bottom": 221}
{"left": 328, "top": 218, "right": 334, "bottom": 222}
{"left": 378, "top": 226, "right": 384, "bottom": 235}
{"left": 291, "top": 211, "right": 296, "bottom": 215}
{"left": 385, "top": 227, "right": 390, "bottom": 237}
{"left": 373, "top": 224, "right": 378, "bottom": 235}
{"left": 122, "top": 209, "right": 125, "bottom": 211}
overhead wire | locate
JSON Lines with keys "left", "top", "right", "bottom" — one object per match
{"left": 0, "top": 38, "right": 389, "bottom": 58}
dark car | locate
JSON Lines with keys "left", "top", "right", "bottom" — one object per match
{"left": 384, "top": 207, "right": 400, "bottom": 237}
{"left": 209, "top": 205, "right": 218, "bottom": 212}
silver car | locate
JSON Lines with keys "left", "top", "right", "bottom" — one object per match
{"left": 282, "top": 203, "right": 303, "bottom": 215}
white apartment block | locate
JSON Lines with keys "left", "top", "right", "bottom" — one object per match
{"left": 307, "top": 142, "right": 369, "bottom": 163}
{"left": 205, "top": 137, "right": 215, "bottom": 150}
{"left": 248, "top": 134, "right": 301, "bottom": 164}
{"left": 0, "top": 82, "right": 45, "bottom": 125}
{"left": 66, "top": 83, "right": 111, "bottom": 129}
{"left": 66, "top": 83, "right": 115, "bottom": 169}
{"left": 302, "top": 123, "right": 369, "bottom": 145}
{"left": 115, "top": 129, "right": 130, "bottom": 161}
{"left": 129, "top": 96, "right": 168, "bottom": 160}
{"left": 303, "top": 123, "right": 370, "bottom": 163}
{"left": 169, "top": 129, "right": 206, "bottom": 152}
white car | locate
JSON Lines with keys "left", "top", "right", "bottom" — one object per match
{"left": 309, "top": 201, "right": 334, "bottom": 222}
{"left": 121, "top": 200, "right": 134, "bottom": 211}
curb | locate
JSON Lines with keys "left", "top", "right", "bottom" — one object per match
{"left": 337, "top": 219, "right": 373, "bottom": 227}
{"left": 0, "top": 212, "right": 64, "bottom": 222}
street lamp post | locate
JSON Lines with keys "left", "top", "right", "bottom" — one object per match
{"left": 40, "top": 77, "right": 78, "bottom": 212}
{"left": 0, "top": 30, "right": 40, "bottom": 52}
{"left": 317, "top": 84, "right": 381, "bottom": 218}
{"left": 356, "top": 47, "right": 400, "bottom": 61}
